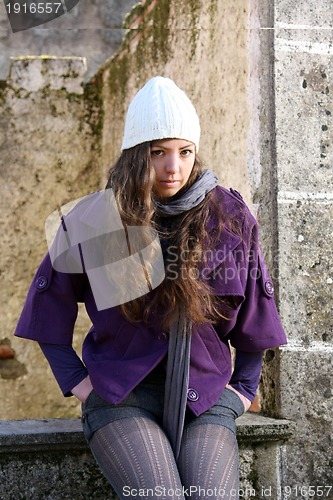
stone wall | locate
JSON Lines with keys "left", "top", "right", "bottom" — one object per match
{"left": 0, "top": 56, "right": 102, "bottom": 419}
{"left": 272, "top": 0, "right": 333, "bottom": 491}
{"left": 245, "top": 0, "right": 333, "bottom": 491}
{"left": 0, "top": 0, "right": 138, "bottom": 81}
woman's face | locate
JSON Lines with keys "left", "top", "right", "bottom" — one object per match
{"left": 150, "top": 139, "right": 196, "bottom": 199}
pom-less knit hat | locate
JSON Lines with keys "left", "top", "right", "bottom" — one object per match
{"left": 121, "top": 76, "right": 201, "bottom": 152}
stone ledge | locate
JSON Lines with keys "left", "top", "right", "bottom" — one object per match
{"left": 0, "top": 418, "right": 87, "bottom": 454}
{"left": 236, "top": 412, "right": 295, "bottom": 442}
{"left": 0, "top": 413, "right": 295, "bottom": 454}
{"left": 0, "top": 414, "right": 295, "bottom": 500}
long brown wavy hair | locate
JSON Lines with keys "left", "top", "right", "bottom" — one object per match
{"left": 106, "top": 141, "right": 225, "bottom": 328}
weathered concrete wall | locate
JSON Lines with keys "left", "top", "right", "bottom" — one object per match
{"left": 268, "top": 0, "right": 333, "bottom": 492}
{"left": 0, "top": 0, "right": 138, "bottom": 81}
{"left": 0, "top": 56, "right": 102, "bottom": 419}
{"left": 101, "top": 0, "right": 252, "bottom": 203}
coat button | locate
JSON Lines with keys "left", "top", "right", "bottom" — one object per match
{"left": 36, "top": 276, "right": 48, "bottom": 290}
{"left": 265, "top": 280, "right": 274, "bottom": 295}
{"left": 187, "top": 388, "right": 199, "bottom": 402}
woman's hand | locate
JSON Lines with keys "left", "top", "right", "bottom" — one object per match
{"left": 226, "top": 384, "right": 252, "bottom": 412}
{"left": 71, "top": 375, "right": 94, "bottom": 403}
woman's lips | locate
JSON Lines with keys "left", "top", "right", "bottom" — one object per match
{"left": 160, "top": 180, "right": 180, "bottom": 187}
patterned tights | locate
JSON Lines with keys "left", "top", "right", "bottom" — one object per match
{"left": 89, "top": 417, "right": 239, "bottom": 500}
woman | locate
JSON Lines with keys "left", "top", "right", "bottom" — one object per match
{"left": 15, "top": 76, "right": 287, "bottom": 499}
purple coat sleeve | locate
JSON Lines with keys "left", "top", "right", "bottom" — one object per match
{"left": 15, "top": 252, "right": 87, "bottom": 344}
{"left": 206, "top": 187, "right": 287, "bottom": 353}
{"left": 228, "top": 218, "right": 287, "bottom": 352}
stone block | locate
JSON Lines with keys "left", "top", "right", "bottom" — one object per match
{"left": 277, "top": 201, "right": 333, "bottom": 344}
{"left": 0, "top": 418, "right": 116, "bottom": 499}
{"left": 274, "top": 0, "right": 333, "bottom": 194}
{"left": 275, "top": 0, "right": 333, "bottom": 28}
{"left": 274, "top": 46, "right": 333, "bottom": 192}
{"left": 279, "top": 346, "right": 333, "bottom": 488}
{"left": 9, "top": 56, "right": 87, "bottom": 94}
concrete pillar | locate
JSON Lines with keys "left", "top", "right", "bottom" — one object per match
{"left": 273, "top": 0, "right": 333, "bottom": 490}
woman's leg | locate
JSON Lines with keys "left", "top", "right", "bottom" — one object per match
{"left": 88, "top": 416, "right": 185, "bottom": 500}
{"left": 177, "top": 423, "right": 239, "bottom": 500}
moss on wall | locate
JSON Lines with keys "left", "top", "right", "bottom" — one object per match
{"left": 108, "top": 55, "right": 130, "bottom": 101}
{"left": 187, "top": 0, "right": 201, "bottom": 58}
{"left": 83, "top": 71, "right": 105, "bottom": 154}
{"left": 0, "top": 80, "right": 7, "bottom": 105}
{"left": 108, "top": 0, "right": 172, "bottom": 96}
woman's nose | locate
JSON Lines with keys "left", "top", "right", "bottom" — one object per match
{"left": 165, "top": 154, "right": 179, "bottom": 173}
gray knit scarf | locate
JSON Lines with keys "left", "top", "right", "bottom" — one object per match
{"left": 155, "top": 169, "right": 218, "bottom": 216}
{"left": 158, "top": 169, "right": 218, "bottom": 459}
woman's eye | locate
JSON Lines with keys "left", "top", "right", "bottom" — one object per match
{"left": 180, "top": 149, "right": 193, "bottom": 156}
{"left": 151, "top": 150, "right": 164, "bottom": 156}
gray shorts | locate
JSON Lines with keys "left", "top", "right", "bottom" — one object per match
{"left": 81, "top": 366, "right": 244, "bottom": 442}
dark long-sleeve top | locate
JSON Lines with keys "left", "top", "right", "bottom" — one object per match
{"left": 39, "top": 342, "right": 263, "bottom": 402}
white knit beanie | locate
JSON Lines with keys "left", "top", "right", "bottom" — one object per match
{"left": 121, "top": 76, "right": 201, "bottom": 152}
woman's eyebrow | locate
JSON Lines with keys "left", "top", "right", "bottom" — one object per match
{"left": 151, "top": 143, "right": 194, "bottom": 150}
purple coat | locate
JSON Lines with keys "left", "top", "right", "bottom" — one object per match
{"left": 15, "top": 186, "right": 287, "bottom": 416}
